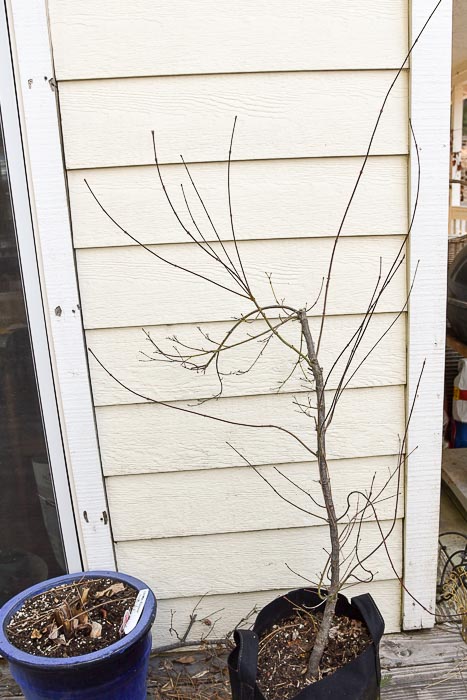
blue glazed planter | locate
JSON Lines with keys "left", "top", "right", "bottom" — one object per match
{"left": 0, "top": 571, "right": 157, "bottom": 700}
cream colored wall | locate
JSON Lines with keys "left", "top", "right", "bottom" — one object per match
{"left": 47, "top": 0, "right": 409, "bottom": 642}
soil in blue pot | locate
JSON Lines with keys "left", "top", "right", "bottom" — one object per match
{"left": 6, "top": 576, "right": 137, "bottom": 657}
{"left": 0, "top": 571, "right": 157, "bottom": 700}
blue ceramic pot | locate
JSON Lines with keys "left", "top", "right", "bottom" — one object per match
{"left": 0, "top": 571, "right": 157, "bottom": 700}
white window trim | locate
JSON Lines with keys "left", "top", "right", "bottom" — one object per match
{"left": 5, "top": 0, "right": 116, "bottom": 572}
{"left": 404, "top": 0, "right": 452, "bottom": 629}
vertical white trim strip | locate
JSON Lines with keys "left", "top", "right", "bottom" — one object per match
{"left": 5, "top": 0, "right": 116, "bottom": 571}
{"left": 404, "top": 0, "right": 452, "bottom": 629}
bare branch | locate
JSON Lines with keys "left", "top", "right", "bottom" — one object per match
{"left": 179, "top": 153, "right": 248, "bottom": 292}
{"left": 89, "top": 349, "right": 318, "bottom": 459}
{"left": 227, "top": 116, "right": 250, "bottom": 290}
{"left": 227, "top": 443, "right": 328, "bottom": 523}
{"left": 315, "top": 2, "right": 439, "bottom": 353}
{"left": 84, "top": 178, "right": 248, "bottom": 300}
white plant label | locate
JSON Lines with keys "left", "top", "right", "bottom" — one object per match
{"left": 119, "top": 609, "right": 131, "bottom": 637}
{"left": 123, "top": 588, "right": 149, "bottom": 635}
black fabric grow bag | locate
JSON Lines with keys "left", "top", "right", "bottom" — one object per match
{"left": 228, "top": 588, "right": 384, "bottom": 700}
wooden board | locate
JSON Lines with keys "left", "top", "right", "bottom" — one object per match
{"left": 58, "top": 70, "right": 408, "bottom": 170}
{"left": 87, "top": 312, "right": 406, "bottom": 406}
{"left": 106, "top": 455, "right": 404, "bottom": 540}
{"left": 48, "top": 0, "right": 408, "bottom": 80}
{"left": 381, "top": 662, "right": 467, "bottom": 699}
{"left": 69, "top": 155, "right": 408, "bottom": 249}
{"left": 381, "top": 626, "right": 466, "bottom": 669}
{"left": 116, "top": 519, "right": 403, "bottom": 600}
{"left": 442, "top": 448, "right": 467, "bottom": 514}
{"left": 95, "top": 384, "right": 405, "bottom": 475}
{"left": 77, "top": 235, "right": 407, "bottom": 329}
{"left": 447, "top": 332, "right": 467, "bottom": 358}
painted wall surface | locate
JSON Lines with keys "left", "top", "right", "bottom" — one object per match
{"left": 453, "top": 0, "right": 467, "bottom": 73}
{"left": 47, "top": 0, "right": 409, "bottom": 642}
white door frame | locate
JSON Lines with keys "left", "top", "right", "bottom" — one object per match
{"left": 0, "top": 0, "right": 81, "bottom": 572}
{"left": 404, "top": 0, "right": 452, "bottom": 629}
{"left": 3, "top": 0, "right": 116, "bottom": 572}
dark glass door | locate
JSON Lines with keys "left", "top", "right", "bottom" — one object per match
{"left": 0, "top": 116, "right": 67, "bottom": 604}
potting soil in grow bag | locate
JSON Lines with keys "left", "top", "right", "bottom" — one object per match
{"left": 229, "top": 588, "right": 384, "bottom": 700}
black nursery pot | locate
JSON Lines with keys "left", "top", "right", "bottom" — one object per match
{"left": 228, "top": 588, "right": 384, "bottom": 700}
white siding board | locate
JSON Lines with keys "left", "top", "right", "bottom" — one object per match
{"left": 403, "top": 0, "right": 452, "bottom": 629}
{"left": 58, "top": 71, "right": 408, "bottom": 170}
{"left": 87, "top": 313, "right": 405, "bottom": 406}
{"left": 48, "top": 0, "right": 408, "bottom": 81}
{"left": 69, "top": 156, "right": 408, "bottom": 249}
{"left": 115, "top": 520, "right": 403, "bottom": 599}
{"left": 106, "top": 455, "right": 404, "bottom": 540}
{"left": 96, "top": 385, "right": 405, "bottom": 476}
{"left": 153, "top": 579, "right": 402, "bottom": 646}
{"left": 78, "top": 236, "right": 407, "bottom": 329}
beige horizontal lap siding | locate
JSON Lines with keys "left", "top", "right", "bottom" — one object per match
{"left": 50, "top": 0, "right": 409, "bottom": 636}
{"left": 58, "top": 70, "right": 408, "bottom": 169}
{"left": 69, "top": 156, "right": 407, "bottom": 248}
{"left": 87, "top": 313, "right": 405, "bottom": 406}
{"left": 77, "top": 235, "right": 406, "bottom": 329}
{"left": 95, "top": 385, "right": 405, "bottom": 476}
{"left": 48, "top": 0, "right": 407, "bottom": 80}
{"left": 116, "top": 521, "right": 403, "bottom": 600}
{"left": 106, "top": 455, "right": 404, "bottom": 540}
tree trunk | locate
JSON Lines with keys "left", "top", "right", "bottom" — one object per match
{"left": 297, "top": 310, "right": 340, "bottom": 679}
